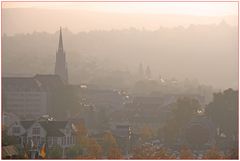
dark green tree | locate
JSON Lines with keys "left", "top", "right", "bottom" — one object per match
{"left": 2, "top": 128, "right": 19, "bottom": 146}
{"left": 163, "top": 97, "right": 200, "bottom": 144}
{"left": 205, "top": 88, "right": 238, "bottom": 141}
{"left": 66, "top": 144, "right": 84, "bottom": 158}
{"left": 48, "top": 145, "right": 63, "bottom": 159}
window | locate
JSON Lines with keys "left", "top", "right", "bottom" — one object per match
{"left": 63, "top": 137, "right": 66, "bottom": 145}
{"left": 12, "top": 127, "right": 20, "bottom": 134}
{"left": 47, "top": 137, "right": 52, "bottom": 146}
{"left": 62, "top": 137, "right": 66, "bottom": 145}
{"left": 40, "top": 137, "right": 45, "bottom": 144}
{"left": 66, "top": 137, "right": 69, "bottom": 145}
{"left": 70, "top": 136, "right": 73, "bottom": 144}
{"left": 32, "top": 127, "right": 40, "bottom": 135}
{"left": 53, "top": 137, "right": 57, "bottom": 145}
{"left": 73, "top": 136, "right": 75, "bottom": 144}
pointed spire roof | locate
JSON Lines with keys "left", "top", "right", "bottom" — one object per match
{"left": 58, "top": 27, "right": 63, "bottom": 51}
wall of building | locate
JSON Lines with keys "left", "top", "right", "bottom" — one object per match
{"left": 5, "top": 91, "right": 47, "bottom": 118}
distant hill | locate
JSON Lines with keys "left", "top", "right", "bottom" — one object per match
{"left": 2, "top": 23, "right": 238, "bottom": 89}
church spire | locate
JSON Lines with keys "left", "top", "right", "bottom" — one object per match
{"left": 58, "top": 27, "right": 63, "bottom": 51}
{"left": 55, "top": 27, "right": 68, "bottom": 84}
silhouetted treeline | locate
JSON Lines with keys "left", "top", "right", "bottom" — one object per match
{"left": 2, "top": 23, "right": 237, "bottom": 89}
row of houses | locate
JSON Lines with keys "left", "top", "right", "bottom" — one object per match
{"left": 7, "top": 118, "right": 77, "bottom": 149}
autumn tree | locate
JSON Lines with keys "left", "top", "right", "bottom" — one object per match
{"left": 74, "top": 120, "right": 88, "bottom": 144}
{"left": 102, "top": 132, "right": 117, "bottom": 155}
{"left": 225, "top": 148, "right": 238, "bottom": 159}
{"left": 179, "top": 146, "right": 194, "bottom": 159}
{"left": 140, "top": 125, "right": 154, "bottom": 142}
{"left": 108, "top": 146, "right": 122, "bottom": 159}
{"left": 153, "top": 147, "right": 170, "bottom": 159}
{"left": 203, "top": 147, "right": 223, "bottom": 159}
{"left": 132, "top": 145, "right": 170, "bottom": 159}
{"left": 77, "top": 121, "right": 88, "bottom": 136}
{"left": 86, "top": 138, "right": 102, "bottom": 159}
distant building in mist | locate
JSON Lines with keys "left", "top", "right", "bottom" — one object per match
{"left": 55, "top": 27, "right": 68, "bottom": 84}
{"left": 2, "top": 77, "right": 48, "bottom": 119}
{"left": 2, "top": 74, "right": 64, "bottom": 119}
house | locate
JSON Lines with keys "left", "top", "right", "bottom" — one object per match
{"left": 7, "top": 119, "right": 77, "bottom": 149}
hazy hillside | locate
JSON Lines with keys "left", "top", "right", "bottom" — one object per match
{"left": 2, "top": 23, "right": 238, "bottom": 89}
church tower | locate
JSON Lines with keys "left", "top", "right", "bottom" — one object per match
{"left": 55, "top": 27, "right": 68, "bottom": 84}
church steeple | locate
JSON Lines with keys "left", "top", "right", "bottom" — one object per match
{"left": 55, "top": 27, "right": 68, "bottom": 84}
{"left": 58, "top": 27, "right": 63, "bottom": 51}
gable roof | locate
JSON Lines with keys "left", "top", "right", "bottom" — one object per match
{"left": 19, "top": 120, "right": 70, "bottom": 137}
{"left": 20, "top": 120, "right": 35, "bottom": 129}
{"left": 39, "top": 121, "right": 68, "bottom": 137}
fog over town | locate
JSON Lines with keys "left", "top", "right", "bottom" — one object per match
{"left": 2, "top": 2, "right": 238, "bottom": 159}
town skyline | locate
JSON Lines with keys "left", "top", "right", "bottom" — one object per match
{"left": 2, "top": 1, "right": 238, "bottom": 159}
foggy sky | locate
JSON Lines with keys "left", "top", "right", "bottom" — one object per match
{"left": 2, "top": 5, "right": 237, "bottom": 36}
{"left": 2, "top": 3, "right": 238, "bottom": 90}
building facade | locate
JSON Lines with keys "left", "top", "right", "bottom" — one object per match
{"left": 2, "top": 77, "right": 48, "bottom": 119}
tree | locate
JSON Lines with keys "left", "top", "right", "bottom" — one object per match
{"left": 179, "top": 146, "right": 194, "bottom": 159}
{"left": 102, "top": 132, "right": 117, "bottom": 155}
{"left": 154, "top": 147, "right": 170, "bottom": 159}
{"left": 225, "top": 148, "right": 238, "bottom": 159}
{"left": 48, "top": 145, "right": 63, "bottom": 159}
{"left": 163, "top": 97, "right": 200, "bottom": 144}
{"left": 108, "top": 146, "right": 122, "bottom": 159}
{"left": 205, "top": 89, "right": 238, "bottom": 141}
{"left": 86, "top": 138, "right": 102, "bottom": 159}
{"left": 140, "top": 125, "right": 153, "bottom": 141}
{"left": 66, "top": 144, "right": 84, "bottom": 158}
{"left": 2, "top": 127, "right": 19, "bottom": 146}
{"left": 74, "top": 121, "right": 87, "bottom": 138}
{"left": 172, "top": 97, "right": 200, "bottom": 125}
{"left": 132, "top": 145, "right": 170, "bottom": 159}
{"left": 203, "top": 147, "right": 223, "bottom": 159}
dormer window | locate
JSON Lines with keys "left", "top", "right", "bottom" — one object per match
{"left": 12, "top": 127, "right": 20, "bottom": 134}
{"left": 32, "top": 127, "right": 40, "bottom": 135}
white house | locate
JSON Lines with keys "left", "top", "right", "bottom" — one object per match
{"left": 7, "top": 120, "right": 77, "bottom": 149}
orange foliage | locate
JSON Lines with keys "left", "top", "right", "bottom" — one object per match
{"left": 75, "top": 121, "right": 87, "bottom": 137}
{"left": 132, "top": 145, "right": 170, "bottom": 159}
{"left": 108, "top": 146, "right": 123, "bottom": 159}
{"left": 179, "top": 146, "right": 194, "bottom": 159}
{"left": 140, "top": 126, "right": 154, "bottom": 141}
{"left": 203, "top": 147, "right": 223, "bottom": 159}
{"left": 86, "top": 138, "right": 102, "bottom": 159}
{"left": 103, "top": 131, "right": 117, "bottom": 147}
